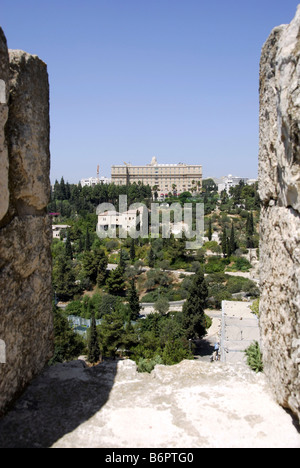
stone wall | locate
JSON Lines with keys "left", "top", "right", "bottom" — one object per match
{"left": 259, "top": 6, "right": 300, "bottom": 421}
{"left": 0, "top": 29, "right": 53, "bottom": 416}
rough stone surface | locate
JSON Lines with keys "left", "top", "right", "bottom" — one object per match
{"left": 259, "top": 6, "right": 300, "bottom": 421}
{"left": 0, "top": 359, "right": 299, "bottom": 449}
{"left": 0, "top": 28, "right": 9, "bottom": 222}
{"left": 0, "top": 31, "right": 53, "bottom": 416}
{"left": 7, "top": 49, "right": 51, "bottom": 214}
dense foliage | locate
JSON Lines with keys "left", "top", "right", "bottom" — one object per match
{"left": 49, "top": 177, "right": 260, "bottom": 368}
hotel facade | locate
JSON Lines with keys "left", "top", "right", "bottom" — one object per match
{"left": 111, "top": 157, "right": 202, "bottom": 196}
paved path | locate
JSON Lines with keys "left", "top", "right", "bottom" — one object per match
{"left": 220, "top": 301, "right": 260, "bottom": 365}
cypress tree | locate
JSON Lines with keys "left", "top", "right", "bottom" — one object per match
{"left": 60, "top": 176, "right": 67, "bottom": 200}
{"left": 182, "top": 270, "right": 208, "bottom": 339}
{"left": 221, "top": 227, "right": 227, "bottom": 257}
{"left": 85, "top": 226, "right": 91, "bottom": 251}
{"left": 229, "top": 222, "right": 236, "bottom": 255}
{"left": 128, "top": 278, "right": 141, "bottom": 321}
{"left": 130, "top": 238, "right": 136, "bottom": 263}
{"left": 119, "top": 248, "right": 126, "bottom": 272}
{"left": 148, "top": 246, "right": 155, "bottom": 268}
{"left": 88, "top": 312, "right": 100, "bottom": 364}
{"left": 246, "top": 212, "right": 254, "bottom": 248}
{"left": 208, "top": 217, "right": 212, "bottom": 241}
{"left": 65, "top": 232, "right": 73, "bottom": 260}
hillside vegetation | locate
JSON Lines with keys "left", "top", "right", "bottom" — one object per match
{"left": 50, "top": 178, "right": 260, "bottom": 370}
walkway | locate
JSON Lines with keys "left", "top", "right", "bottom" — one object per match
{"left": 0, "top": 358, "right": 299, "bottom": 448}
{"left": 220, "top": 300, "right": 260, "bottom": 365}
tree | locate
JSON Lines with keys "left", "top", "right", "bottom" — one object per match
{"left": 106, "top": 266, "right": 126, "bottom": 296}
{"left": 182, "top": 270, "right": 208, "bottom": 339}
{"left": 82, "top": 248, "right": 108, "bottom": 285}
{"left": 65, "top": 232, "right": 73, "bottom": 260}
{"left": 148, "top": 245, "right": 155, "bottom": 268}
{"left": 221, "top": 227, "right": 228, "bottom": 257}
{"left": 60, "top": 176, "right": 67, "bottom": 200}
{"left": 229, "top": 222, "right": 237, "bottom": 255}
{"left": 208, "top": 217, "right": 212, "bottom": 241}
{"left": 85, "top": 226, "right": 91, "bottom": 251}
{"left": 87, "top": 312, "right": 100, "bottom": 364}
{"left": 246, "top": 211, "right": 255, "bottom": 248}
{"left": 99, "top": 309, "right": 125, "bottom": 359}
{"left": 154, "top": 296, "right": 170, "bottom": 316}
{"left": 53, "top": 255, "right": 80, "bottom": 301}
{"left": 246, "top": 211, "right": 254, "bottom": 237}
{"left": 128, "top": 278, "right": 141, "bottom": 321}
{"left": 162, "top": 339, "right": 193, "bottom": 365}
{"left": 95, "top": 249, "right": 109, "bottom": 286}
{"left": 130, "top": 238, "right": 136, "bottom": 263}
{"left": 202, "top": 178, "right": 217, "bottom": 193}
{"left": 50, "top": 304, "right": 86, "bottom": 364}
{"left": 119, "top": 248, "right": 126, "bottom": 272}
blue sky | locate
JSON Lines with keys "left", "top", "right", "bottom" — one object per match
{"left": 1, "top": 0, "right": 299, "bottom": 183}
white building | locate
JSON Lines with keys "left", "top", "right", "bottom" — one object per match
{"left": 217, "top": 175, "right": 256, "bottom": 194}
{"left": 97, "top": 207, "right": 146, "bottom": 238}
{"left": 52, "top": 224, "right": 71, "bottom": 239}
{"left": 80, "top": 176, "right": 111, "bottom": 187}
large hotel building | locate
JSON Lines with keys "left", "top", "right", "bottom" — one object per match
{"left": 111, "top": 157, "right": 202, "bottom": 196}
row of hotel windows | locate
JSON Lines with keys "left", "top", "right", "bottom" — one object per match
{"left": 113, "top": 179, "right": 197, "bottom": 189}
{"left": 112, "top": 168, "right": 201, "bottom": 174}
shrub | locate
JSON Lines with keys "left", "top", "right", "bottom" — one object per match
{"left": 162, "top": 339, "right": 193, "bottom": 365}
{"left": 137, "top": 355, "right": 163, "bottom": 373}
{"left": 227, "top": 256, "right": 252, "bottom": 272}
{"left": 203, "top": 241, "right": 220, "bottom": 253}
{"left": 250, "top": 298, "right": 260, "bottom": 316}
{"left": 207, "top": 283, "right": 232, "bottom": 309}
{"left": 244, "top": 341, "right": 263, "bottom": 373}
{"left": 205, "top": 256, "right": 226, "bottom": 273}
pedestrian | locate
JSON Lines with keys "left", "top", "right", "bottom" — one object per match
{"left": 213, "top": 342, "right": 220, "bottom": 361}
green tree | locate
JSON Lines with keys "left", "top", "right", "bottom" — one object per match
{"left": 182, "top": 270, "right": 208, "bottom": 339}
{"left": 99, "top": 310, "right": 125, "bottom": 359}
{"left": 85, "top": 226, "right": 91, "bottom": 251}
{"left": 65, "top": 232, "right": 73, "bottom": 260}
{"left": 130, "top": 238, "right": 136, "bottom": 263}
{"left": 106, "top": 266, "right": 126, "bottom": 296}
{"left": 87, "top": 312, "right": 100, "bottom": 364}
{"left": 229, "top": 222, "right": 237, "bottom": 255}
{"left": 128, "top": 278, "right": 141, "bottom": 321}
{"left": 162, "top": 339, "right": 193, "bottom": 365}
{"left": 246, "top": 211, "right": 255, "bottom": 248}
{"left": 119, "top": 248, "right": 126, "bottom": 272}
{"left": 82, "top": 248, "right": 108, "bottom": 285}
{"left": 50, "top": 304, "right": 86, "bottom": 364}
{"left": 221, "top": 227, "right": 228, "bottom": 257}
{"left": 154, "top": 296, "right": 170, "bottom": 316}
{"left": 148, "top": 245, "right": 155, "bottom": 268}
{"left": 208, "top": 217, "right": 212, "bottom": 241}
{"left": 53, "top": 255, "right": 80, "bottom": 301}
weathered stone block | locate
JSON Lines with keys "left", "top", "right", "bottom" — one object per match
{"left": 7, "top": 50, "right": 50, "bottom": 213}
{"left": 0, "top": 29, "right": 53, "bottom": 416}
{"left": 259, "top": 6, "right": 300, "bottom": 421}
{"left": 0, "top": 28, "right": 9, "bottom": 222}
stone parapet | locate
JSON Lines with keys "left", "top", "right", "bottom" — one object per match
{"left": 0, "top": 29, "right": 53, "bottom": 416}
{"left": 259, "top": 6, "right": 300, "bottom": 421}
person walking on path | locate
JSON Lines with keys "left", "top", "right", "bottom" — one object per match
{"left": 211, "top": 342, "right": 220, "bottom": 362}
